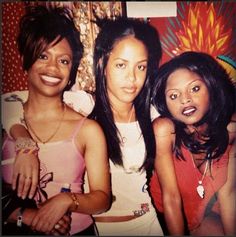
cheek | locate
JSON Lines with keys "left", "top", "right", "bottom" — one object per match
{"left": 166, "top": 99, "right": 177, "bottom": 114}
{"left": 136, "top": 74, "right": 146, "bottom": 87}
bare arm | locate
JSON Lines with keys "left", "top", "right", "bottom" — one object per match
{"left": 153, "top": 117, "right": 185, "bottom": 235}
{"left": 218, "top": 117, "right": 236, "bottom": 235}
{"left": 10, "top": 124, "right": 39, "bottom": 199}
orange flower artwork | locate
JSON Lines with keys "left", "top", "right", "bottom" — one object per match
{"left": 154, "top": 1, "right": 236, "bottom": 82}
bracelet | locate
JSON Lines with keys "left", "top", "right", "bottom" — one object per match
{"left": 68, "top": 193, "right": 80, "bottom": 210}
{"left": 17, "top": 207, "right": 25, "bottom": 227}
{"left": 15, "top": 137, "right": 39, "bottom": 156}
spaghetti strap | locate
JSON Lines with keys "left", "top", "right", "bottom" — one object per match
{"left": 71, "top": 117, "right": 87, "bottom": 139}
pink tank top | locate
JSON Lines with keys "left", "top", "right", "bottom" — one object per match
{"left": 150, "top": 145, "right": 230, "bottom": 231}
{"left": 2, "top": 118, "right": 93, "bottom": 234}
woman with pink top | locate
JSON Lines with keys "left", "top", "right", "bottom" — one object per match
{"left": 2, "top": 5, "right": 110, "bottom": 235}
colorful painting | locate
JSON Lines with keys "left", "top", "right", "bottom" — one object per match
{"left": 150, "top": 1, "right": 236, "bottom": 82}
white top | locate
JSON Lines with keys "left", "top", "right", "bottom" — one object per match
{"left": 93, "top": 122, "right": 163, "bottom": 236}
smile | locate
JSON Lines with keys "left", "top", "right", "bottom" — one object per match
{"left": 41, "top": 75, "right": 61, "bottom": 84}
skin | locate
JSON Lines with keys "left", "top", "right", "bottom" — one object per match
{"left": 105, "top": 36, "right": 148, "bottom": 121}
{"left": 6, "top": 38, "right": 111, "bottom": 234}
{"left": 153, "top": 68, "right": 236, "bottom": 235}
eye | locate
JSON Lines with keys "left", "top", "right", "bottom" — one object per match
{"left": 116, "top": 63, "right": 126, "bottom": 69}
{"left": 59, "top": 59, "right": 71, "bottom": 65}
{"left": 191, "top": 85, "right": 200, "bottom": 93}
{"left": 169, "top": 93, "right": 178, "bottom": 100}
{"left": 38, "top": 53, "right": 47, "bottom": 60}
{"left": 137, "top": 65, "right": 147, "bottom": 71}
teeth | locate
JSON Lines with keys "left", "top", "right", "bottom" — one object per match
{"left": 183, "top": 108, "right": 195, "bottom": 115}
{"left": 41, "top": 75, "right": 61, "bottom": 83}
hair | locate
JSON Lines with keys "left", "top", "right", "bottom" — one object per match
{"left": 89, "top": 16, "right": 162, "bottom": 171}
{"left": 17, "top": 5, "right": 83, "bottom": 91}
{"left": 152, "top": 51, "right": 236, "bottom": 161}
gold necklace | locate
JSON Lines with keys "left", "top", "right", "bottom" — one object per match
{"left": 24, "top": 103, "right": 66, "bottom": 144}
{"left": 191, "top": 154, "right": 209, "bottom": 199}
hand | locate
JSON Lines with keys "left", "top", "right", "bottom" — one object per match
{"left": 50, "top": 214, "right": 72, "bottom": 236}
{"left": 31, "top": 193, "right": 72, "bottom": 233}
{"left": 12, "top": 152, "right": 39, "bottom": 199}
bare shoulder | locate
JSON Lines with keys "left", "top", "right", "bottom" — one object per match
{"left": 227, "top": 113, "right": 236, "bottom": 132}
{"left": 79, "top": 118, "right": 105, "bottom": 142}
{"left": 228, "top": 113, "right": 236, "bottom": 144}
{"left": 153, "top": 117, "right": 175, "bottom": 137}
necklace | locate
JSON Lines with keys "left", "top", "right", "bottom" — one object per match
{"left": 23, "top": 103, "right": 66, "bottom": 144}
{"left": 191, "top": 154, "right": 209, "bottom": 199}
{"left": 118, "top": 106, "right": 134, "bottom": 144}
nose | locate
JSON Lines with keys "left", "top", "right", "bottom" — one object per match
{"left": 127, "top": 68, "right": 136, "bottom": 82}
{"left": 46, "top": 58, "right": 59, "bottom": 72}
{"left": 180, "top": 92, "right": 191, "bottom": 104}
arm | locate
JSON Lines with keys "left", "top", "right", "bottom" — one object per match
{"left": 10, "top": 125, "right": 39, "bottom": 199}
{"left": 2, "top": 93, "right": 39, "bottom": 199}
{"left": 7, "top": 207, "right": 71, "bottom": 235}
{"left": 218, "top": 117, "right": 236, "bottom": 235}
{"left": 153, "top": 117, "right": 185, "bottom": 235}
{"left": 30, "top": 119, "right": 111, "bottom": 233}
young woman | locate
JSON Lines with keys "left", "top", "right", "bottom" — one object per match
{"left": 150, "top": 51, "right": 236, "bottom": 236}
{"left": 2, "top": 6, "right": 110, "bottom": 235}
{"left": 88, "top": 16, "right": 163, "bottom": 235}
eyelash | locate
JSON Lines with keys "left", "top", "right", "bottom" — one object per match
{"left": 38, "top": 54, "right": 70, "bottom": 65}
{"left": 115, "top": 63, "right": 147, "bottom": 71}
{"left": 169, "top": 85, "right": 201, "bottom": 100}
{"left": 191, "top": 85, "right": 200, "bottom": 92}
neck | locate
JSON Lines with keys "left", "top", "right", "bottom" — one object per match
{"left": 186, "top": 123, "right": 208, "bottom": 137}
{"left": 112, "top": 104, "right": 135, "bottom": 123}
{"left": 24, "top": 97, "right": 64, "bottom": 120}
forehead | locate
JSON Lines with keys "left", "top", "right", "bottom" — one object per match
{"left": 166, "top": 68, "right": 203, "bottom": 88}
{"left": 46, "top": 38, "right": 72, "bottom": 52}
{"left": 110, "top": 36, "right": 147, "bottom": 57}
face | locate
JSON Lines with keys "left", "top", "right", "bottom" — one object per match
{"left": 105, "top": 36, "right": 148, "bottom": 107}
{"left": 27, "top": 38, "right": 72, "bottom": 97}
{"left": 165, "top": 68, "right": 210, "bottom": 126}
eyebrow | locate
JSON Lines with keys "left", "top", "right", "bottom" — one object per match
{"left": 113, "top": 58, "right": 148, "bottom": 63}
{"left": 165, "top": 78, "right": 203, "bottom": 94}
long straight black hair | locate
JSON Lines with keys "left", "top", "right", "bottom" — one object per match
{"left": 89, "top": 17, "right": 162, "bottom": 171}
{"left": 152, "top": 51, "right": 235, "bottom": 161}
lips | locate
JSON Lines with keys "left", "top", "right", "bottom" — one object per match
{"left": 123, "top": 87, "right": 136, "bottom": 94}
{"left": 182, "top": 106, "right": 196, "bottom": 116}
{"left": 41, "top": 75, "right": 62, "bottom": 85}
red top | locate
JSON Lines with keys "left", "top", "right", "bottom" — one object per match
{"left": 150, "top": 145, "right": 230, "bottom": 231}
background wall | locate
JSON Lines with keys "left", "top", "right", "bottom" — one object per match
{"left": 2, "top": 1, "right": 235, "bottom": 94}
{"left": 149, "top": 1, "right": 236, "bottom": 82}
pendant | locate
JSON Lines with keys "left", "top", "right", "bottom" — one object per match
{"left": 196, "top": 181, "right": 205, "bottom": 198}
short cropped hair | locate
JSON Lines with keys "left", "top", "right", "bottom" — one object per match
{"left": 17, "top": 5, "right": 83, "bottom": 90}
